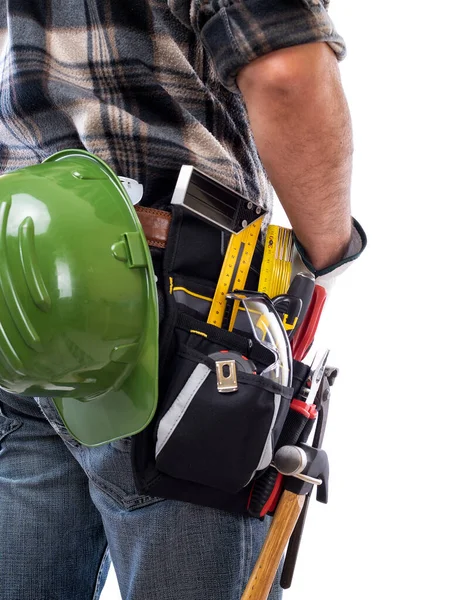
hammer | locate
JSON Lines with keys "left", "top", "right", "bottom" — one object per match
{"left": 241, "top": 445, "right": 328, "bottom": 600}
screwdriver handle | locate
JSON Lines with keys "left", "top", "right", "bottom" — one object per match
{"left": 287, "top": 272, "right": 315, "bottom": 326}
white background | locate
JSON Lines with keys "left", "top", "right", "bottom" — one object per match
{"left": 102, "top": 1, "right": 450, "bottom": 598}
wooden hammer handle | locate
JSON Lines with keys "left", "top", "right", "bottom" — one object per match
{"left": 241, "top": 491, "right": 305, "bottom": 600}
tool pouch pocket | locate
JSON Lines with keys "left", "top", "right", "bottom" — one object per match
{"left": 154, "top": 316, "right": 293, "bottom": 494}
{"left": 132, "top": 205, "right": 292, "bottom": 511}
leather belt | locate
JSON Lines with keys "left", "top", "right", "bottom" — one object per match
{"left": 135, "top": 205, "right": 171, "bottom": 248}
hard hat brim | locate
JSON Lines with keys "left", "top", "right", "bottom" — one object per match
{"left": 52, "top": 320, "right": 159, "bottom": 446}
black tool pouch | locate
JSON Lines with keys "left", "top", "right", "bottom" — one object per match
{"left": 155, "top": 314, "right": 293, "bottom": 494}
{"left": 131, "top": 206, "right": 294, "bottom": 513}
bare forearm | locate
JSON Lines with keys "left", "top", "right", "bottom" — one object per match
{"left": 237, "top": 43, "right": 353, "bottom": 271}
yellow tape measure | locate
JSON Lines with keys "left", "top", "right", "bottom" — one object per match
{"left": 207, "top": 216, "right": 264, "bottom": 327}
{"left": 258, "top": 225, "right": 277, "bottom": 296}
{"left": 258, "top": 225, "right": 293, "bottom": 297}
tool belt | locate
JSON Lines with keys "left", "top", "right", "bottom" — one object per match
{"left": 131, "top": 202, "right": 335, "bottom": 519}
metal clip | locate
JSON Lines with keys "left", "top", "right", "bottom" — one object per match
{"left": 215, "top": 360, "right": 238, "bottom": 393}
{"left": 301, "top": 349, "right": 330, "bottom": 404}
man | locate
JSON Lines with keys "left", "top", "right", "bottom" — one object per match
{"left": 0, "top": 1, "right": 364, "bottom": 599}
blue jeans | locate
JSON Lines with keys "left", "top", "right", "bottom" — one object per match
{"left": 0, "top": 391, "right": 282, "bottom": 600}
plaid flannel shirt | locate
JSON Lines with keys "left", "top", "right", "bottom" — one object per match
{"left": 0, "top": 1, "right": 364, "bottom": 275}
{"left": 0, "top": 1, "right": 344, "bottom": 201}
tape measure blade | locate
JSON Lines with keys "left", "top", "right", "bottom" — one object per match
{"left": 258, "top": 225, "right": 276, "bottom": 295}
{"left": 273, "top": 227, "right": 282, "bottom": 296}
{"left": 281, "top": 228, "right": 287, "bottom": 294}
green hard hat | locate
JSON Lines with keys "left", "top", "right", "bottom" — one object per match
{"left": 0, "top": 149, "right": 159, "bottom": 446}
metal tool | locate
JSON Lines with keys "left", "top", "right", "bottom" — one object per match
{"left": 169, "top": 165, "right": 267, "bottom": 329}
{"left": 247, "top": 349, "right": 328, "bottom": 519}
{"left": 247, "top": 286, "right": 328, "bottom": 518}
{"left": 272, "top": 445, "right": 323, "bottom": 486}
{"left": 240, "top": 441, "right": 329, "bottom": 600}
{"left": 300, "top": 349, "right": 330, "bottom": 405}
{"left": 280, "top": 369, "right": 335, "bottom": 589}
{"left": 242, "top": 348, "right": 335, "bottom": 598}
{"left": 171, "top": 165, "right": 266, "bottom": 233}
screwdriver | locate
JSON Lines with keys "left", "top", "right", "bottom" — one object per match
{"left": 273, "top": 270, "right": 315, "bottom": 339}
{"left": 286, "top": 271, "right": 315, "bottom": 328}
